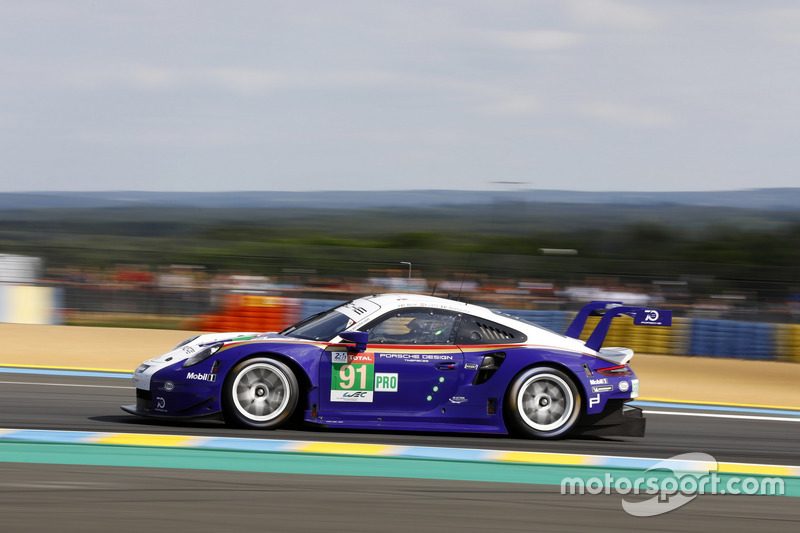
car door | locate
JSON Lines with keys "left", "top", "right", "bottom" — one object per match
{"left": 454, "top": 312, "right": 528, "bottom": 388}
{"left": 319, "top": 307, "right": 464, "bottom": 420}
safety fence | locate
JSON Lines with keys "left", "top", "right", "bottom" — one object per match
{"left": 193, "top": 296, "right": 800, "bottom": 363}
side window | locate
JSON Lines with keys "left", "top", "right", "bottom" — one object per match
{"left": 365, "top": 309, "right": 457, "bottom": 345}
{"left": 456, "top": 314, "right": 526, "bottom": 345}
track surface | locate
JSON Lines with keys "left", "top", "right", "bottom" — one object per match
{"left": 1, "top": 374, "right": 798, "bottom": 464}
{"left": 0, "top": 463, "right": 797, "bottom": 533}
{"left": 2, "top": 373, "right": 798, "bottom": 531}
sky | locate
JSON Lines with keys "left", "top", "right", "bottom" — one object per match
{"left": 0, "top": 0, "right": 799, "bottom": 192}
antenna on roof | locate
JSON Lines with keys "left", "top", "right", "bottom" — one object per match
{"left": 456, "top": 272, "right": 466, "bottom": 300}
{"left": 399, "top": 261, "right": 412, "bottom": 279}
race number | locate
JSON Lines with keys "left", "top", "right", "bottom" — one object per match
{"left": 331, "top": 353, "right": 374, "bottom": 402}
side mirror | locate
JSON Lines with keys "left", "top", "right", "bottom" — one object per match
{"left": 339, "top": 330, "right": 368, "bottom": 353}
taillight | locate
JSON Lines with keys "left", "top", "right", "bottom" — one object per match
{"left": 597, "top": 364, "right": 632, "bottom": 376}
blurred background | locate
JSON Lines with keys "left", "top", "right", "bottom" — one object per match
{"left": 1, "top": 2, "right": 799, "bottom": 362}
{"left": 0, "top": 188, "right": 798, "bottom": 361}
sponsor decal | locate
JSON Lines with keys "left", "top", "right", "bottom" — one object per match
{"left": 592, "top": 385, "right": 613, "bottom": 393}
{"left": 589, "top": 394, "right": 600, "bottom": 408}
{"left": 182, "top": 346, "right": 195, "bottom": 354}
{"left": 634, "top": 308, "right": 672, "bottom": 326}
{"left": 378, "top": 353, "right": 452, "bottom": 363}
{"left": 342, "top": 302, "right": 370, "bottom": 316}
{"left": 162, "top": 381, "right": 175, "bottom": 392}
{"left": 464, "top": 363, "right": 479, "bottom": 370}
{"left": 330, "top": 351, "right": 348, "bottom": 363}
{"left": 186, "top": 372, "right": 217, "bottom": 383}
{"left": 337, "top": 299, "right": 380, "bottom": 320}
{"left": 331, "top": 352, "right": 375, "bottom": 402}
{"left": 589, "top": 378, "right": 608, "bottom": 385}
{"left": 448, "top": 396, "right": 468, "bottom": 404}
{"left": 350, "top": 353, "right": 375, "bottom": 364}
{"left": 618, "top": 381, "right": 630, "bottom": 393}
{"left": 155, "top": 396, "right": 166, "bottom": 411}
{"left": 374, "top": 372, "right": 398, "bottom": 392}
{"left": 330, "top": 390, "right": 374, "bottom": 402}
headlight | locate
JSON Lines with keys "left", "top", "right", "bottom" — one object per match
{"left": 182, "top": 344, "right": 223, "bottom": 367}
{"left": 174, "top": 335, "right": 200, "bottom": 350}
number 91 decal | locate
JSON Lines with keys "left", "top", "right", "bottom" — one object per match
{"left": 330, "top": 353, "right": 398, "bottom": 402}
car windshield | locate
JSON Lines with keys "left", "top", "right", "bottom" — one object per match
{"left": 280, "top": 306, "right": 354, "bottom": 341}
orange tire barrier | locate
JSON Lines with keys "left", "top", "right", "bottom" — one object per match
{"left": 196, "top": 295, "right": 301, "bottom": 333}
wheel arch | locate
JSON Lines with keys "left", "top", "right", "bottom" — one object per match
{"left": 222, "top": 351, "right": 313, "bottom": 415}
{"left": 502, "top": 360, "right": 587, "bottom": 424}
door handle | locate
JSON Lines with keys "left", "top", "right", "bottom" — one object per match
{"left": 436, "top": 362, "right": 457, "bottom": 370}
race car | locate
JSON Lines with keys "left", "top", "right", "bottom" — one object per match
{"left": 122, "top": 294, "right": 671, "bottom": 439}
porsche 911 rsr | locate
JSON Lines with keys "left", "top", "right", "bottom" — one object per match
{"left": 123, "top": 294, "right": 671, "bottom": 439}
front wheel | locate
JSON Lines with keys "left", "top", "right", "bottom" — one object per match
{"left": 506, "top": 367, "right": 582, "bottom": 439}
{"left": 223, "top": 357, "right": 299, "bottom": 429}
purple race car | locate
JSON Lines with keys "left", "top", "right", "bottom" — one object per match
{"left": 123, "top": 294, "right": 671, "bottom": 439}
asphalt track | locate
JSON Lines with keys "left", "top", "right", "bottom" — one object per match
{"left": 0, "top": 463, "right": 796, "bottom": 533}
{"left": 0, "top": 371, "right": 798, "bottom": 531}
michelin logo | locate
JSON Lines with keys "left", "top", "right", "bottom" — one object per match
{"left": 186, "top": 372, "right": 217, "bottom": 383}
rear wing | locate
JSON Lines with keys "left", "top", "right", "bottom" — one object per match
{"left": 565, "top": 301, "right": 672, "bottom": 352}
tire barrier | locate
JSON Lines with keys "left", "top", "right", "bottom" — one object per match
{"left": 776, "top": 323, "right": 800, "bottom": 363}
{"left": 688, "top": 319, "right": 776, "bottom": 361}
{"left": 196, "top": 295, "right": 300, "bottom": 333}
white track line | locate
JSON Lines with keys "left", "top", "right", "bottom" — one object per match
{"left": 644, "top": 410, "right": 800, "bottom": 423}
{"left": 0, "top": 380, "right": 131, "bottom": 390}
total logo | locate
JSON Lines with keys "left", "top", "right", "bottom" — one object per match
{"left": 186, "top": 372, "right": 217, "bottom": 383}
{"left": 350, "top": 353, "right": 375, "bottom": 364}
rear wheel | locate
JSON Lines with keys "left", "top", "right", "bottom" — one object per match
{"left": 506, "top": 367, "right": 581, "bottom": 439}
{"left": 223, "top": 357, "right": 299, "bottom": 429}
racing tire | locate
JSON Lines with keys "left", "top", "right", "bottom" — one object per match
{"left": 506, "top": 366, "right": 582, "bottom": 439}
{"left": 223, "top": 357, "right": 299, "bottom": 429}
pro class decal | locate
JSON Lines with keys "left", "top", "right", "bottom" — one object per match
{"left": 374, "top": 372, "right": 398, "bottom": 392}
{"left": 331, "top": 353, "right": 375, "bottom": 402}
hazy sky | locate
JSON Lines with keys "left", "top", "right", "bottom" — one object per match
{"left": 1, "top": 1, "right": 799, "bottom": 192}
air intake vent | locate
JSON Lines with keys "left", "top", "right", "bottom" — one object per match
{"left": 456, "top": 315, "right": 526, "bottom": 345}
{"left": 476, "top": 321, "right": 515, "bottom": 341}
{"left": 474, "top": 352, "right": 506, "bottom": 385}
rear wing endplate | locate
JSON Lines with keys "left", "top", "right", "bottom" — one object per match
{"left": 565, "top": 301, "right": 672, "bottom": 352}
